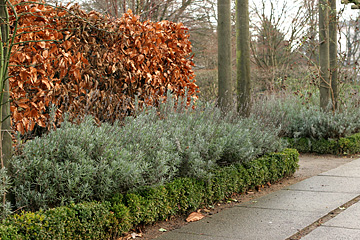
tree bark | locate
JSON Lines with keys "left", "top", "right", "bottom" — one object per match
{"left": 217, "top": 0, "right": 232, "bottom": 110}
{"left": 329, "top": 0, "right": 337, "bottom": 110}
{"left": 236, "top": 0, "right": 251, "bottom": 116}
{"left": 0, "top": 0, "right": 11, "bottom": 169}
{"left": 0, "top": 0, "right": 13, "bottom": 205}
{"left": 319, "top": 0, "right": 331, "bottom": 111}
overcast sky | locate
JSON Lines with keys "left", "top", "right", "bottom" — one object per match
{"left": 250, "top": 0, "right": 359, "bottom": 21}
{"left": 249, "top": 0, "right": 359, "bottom": 49}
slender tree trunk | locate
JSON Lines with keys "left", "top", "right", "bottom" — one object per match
{"left": 236, "top": 0, "right": 251, "bottom": 116}
{"left": 319, "top": 0, "right": 331, "bottom": 110}
{"left": 217, "top": 0, "right": 232, "bottom": 110}
{"left": 329, "top": 0, "right": 337, "bottom": 110}
{"left": 0, "top": 0, "right": 11, "bottom": 169}
{"left": 0, "top": 0, "right": 13, "bottom": 205}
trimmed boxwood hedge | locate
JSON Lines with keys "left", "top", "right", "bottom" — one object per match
{"left": 287, "top": 133, "right": 360, "bottom": 155}
{"left": 0, "top": 149, "right": 299, "bottom": 239}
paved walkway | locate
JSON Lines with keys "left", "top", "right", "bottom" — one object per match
{"left": 155, "top": 158, "right": 360, "bottom": 240}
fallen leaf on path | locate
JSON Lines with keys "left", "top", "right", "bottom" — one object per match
{"left": 186, "top": 212, "right": 205, "bottom": 222}
{"left": 159, "top": 228, "right": 167, "bottom": 232}
{"left": 131, "top": 232, "right": 142, "bottom": 239}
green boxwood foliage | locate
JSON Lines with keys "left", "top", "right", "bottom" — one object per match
{"left": 0, "top": 202, "right": 119, "bottom": 240}
{"left": 1, "top": 149, "right": 299, "bottom": 239}
{"left": 287, "top": 133, "right": 360, "bottom": 154}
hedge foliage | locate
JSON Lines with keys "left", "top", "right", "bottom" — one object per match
{"left": 1, "top": 149, "right": 299, "bottom": 239}
{"left": 11, "top": 98, "right": 286, "bottom": 212}
{"left": 287, "top": 133, "right": 360, "bottom": 155}
{"left": 9, "top": 0, "right": 198, "bottom": 135}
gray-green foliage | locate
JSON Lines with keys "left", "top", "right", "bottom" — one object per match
{"left": 0, "top": 149, "right": 299, "bottom": 239}
{"left": 11, "top": 117, "right": 147, "bottom": 211}
{"left": 251, "top": 93, "right": 360, "bottom": 139}
{"left": 0, "top": 167, "right": 11, "bottom": 219}
{"left": 11, "top": 97, "right": 285, "bottom": 211}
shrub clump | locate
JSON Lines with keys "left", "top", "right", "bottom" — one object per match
{"left": 251, "top": 93, "right": 360, "bottom": 140}
{"left": 2, "top": 149, "right": 299, "bottom": 239}
{"left": 287, "top": 132, "right": 360, "bottom": 154}
{"left": 11, "top": 98, "right": 286, "bottom": 211}
{"left": 0, "top": 202, "right": 119, "bottom": 240}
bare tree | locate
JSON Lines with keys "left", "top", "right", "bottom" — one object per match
{"left": 339, "top": 14, "right": 360, "bottom": 84}
{"left": 81, "top": 0, "right": 212, "bottom": 23}
{"left": 250, "top": 0, "right": 306, "bottom": 91}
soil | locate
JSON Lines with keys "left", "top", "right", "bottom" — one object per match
{"left": 120, "top": 153, "right": 359, "bottom": 240}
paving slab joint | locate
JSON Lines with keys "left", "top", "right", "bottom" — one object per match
{"left": 286, "top": 194, "right": 360, "bottom": 240}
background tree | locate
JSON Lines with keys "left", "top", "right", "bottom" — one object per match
{"left": 338, "top": 14, "right": 360, "bottom": 85}
{"left": 250, "top": 0, "right": 309, "bottom": 92}
{"left": 300, "top": 0, "right": 319, "bottom": 64}
{"left": 319, "top": 0, "right": 331, "bottom": 110}
{"left": 80, "top": 0, "right": 212, "bottom": 23}
{"left": 236, "top": 0, "right": 251, "bottom": 115}
{"left": 217, "top": 0, "right": 232, "bottom": 109}
{"left": 329, "top": 0, "right": 338, "bottom": 109}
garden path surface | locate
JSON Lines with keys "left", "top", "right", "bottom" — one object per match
{"left": 138, "top": 154, "right": 360, "bottom": 240}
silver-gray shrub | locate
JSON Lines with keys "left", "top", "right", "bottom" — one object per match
{"left": 11, "top": 97, "right": 285, "bottom": 211}
{"left": 11, "top": 116, "right": 148, "bottom": 211}
{"left": 251, "top": 93, "right": 360, "bottom": 139}
{"left": 0, "top": 167, "right": 12, "bottom": 219}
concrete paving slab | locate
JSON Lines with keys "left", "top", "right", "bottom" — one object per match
{"left": 155, "top": 231, "right": 237, "bottom": 240}
{"left": 155, "top": 207, "right": 323, "bottom": 240}
{"left": 239, "top": 190, "right": 357, "bottom": 214}
{"left": 285, "top": 175, "right": 360, "bottom": 193}
{"left": 319, "top": 159, "right": 360, "bottom": 178}
{"left": 301, "top": 226, "right": 360, "bottom": 240}
{"left": 155, "top": 158, "right": 360, "bottom": 240}
{"left": 322, "top": 202, "right": 360, "bottom": 229}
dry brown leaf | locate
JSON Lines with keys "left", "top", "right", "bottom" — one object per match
{"left": 186, "top": 212, "right": 205, "bottom": 222}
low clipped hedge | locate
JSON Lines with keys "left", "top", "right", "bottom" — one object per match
{"left": 287, "top": 133, "right": 360, "bottom": 155}
{"left": 0, "top": 149, "right": 299, "bottom": 239}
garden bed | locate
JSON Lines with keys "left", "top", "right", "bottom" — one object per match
{"left": 0, "top": 149, "right": 299, "bottom": 239}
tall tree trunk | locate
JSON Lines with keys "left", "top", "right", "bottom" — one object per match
{"left": 329, "top": 0, "right": 337, "bottom": 110}
{"left": 0, "top": 0, "right": 13, "bottom": 205}
{"left": 0, "top": 0, "right": 11, "bottom": 169}
{"left": 236, "top": 0, "right": 251, "bottom": 116}
{"left": 319, "top": 0, "right": 331, "bottom": 110}
{"left": 217, "top": 0, "right": 232, "bottom": 110}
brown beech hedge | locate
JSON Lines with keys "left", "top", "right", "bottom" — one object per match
{"left": 9, "top": 0, "right": 198, "bottom": 134}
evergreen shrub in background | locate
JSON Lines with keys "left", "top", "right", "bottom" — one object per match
{"left": 251, "top": 93, "right": 360, "bottom": 140}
